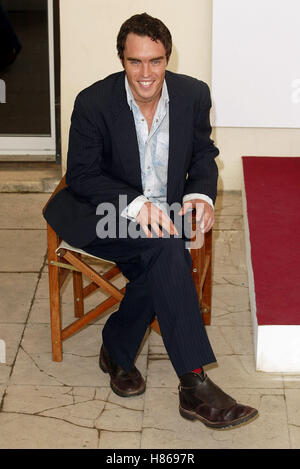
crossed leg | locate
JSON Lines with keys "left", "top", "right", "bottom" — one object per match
{"left": 84, "top": 234, "right": 216, "bottom": 377}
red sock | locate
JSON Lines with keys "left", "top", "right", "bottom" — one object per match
{"left": 193, "top": 367, "right": 202, "bottom": 373}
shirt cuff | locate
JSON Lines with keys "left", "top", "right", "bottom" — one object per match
{"left": 121, "top": 195, "right": 149, "bottom": 221}
{"left": 183, "top": 193, "right": 214, "bottom": 210}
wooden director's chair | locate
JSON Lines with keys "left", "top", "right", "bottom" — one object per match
{"left": 43, "top": 176, "right": 213, "bottom": 362}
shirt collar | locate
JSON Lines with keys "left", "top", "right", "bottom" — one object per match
{"left": 125, "top": 74, "right": 169, "bottom": 111}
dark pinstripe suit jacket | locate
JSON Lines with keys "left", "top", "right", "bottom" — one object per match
{"left": 44, "top": 70, "right": 219, "bottom": 247}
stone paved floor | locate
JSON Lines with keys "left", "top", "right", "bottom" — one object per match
{"left": 0, "top": 192, "right": 299, "bottom": 449}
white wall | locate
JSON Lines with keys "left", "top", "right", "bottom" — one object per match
{"left": 212, "top": 0, "right": 300, "bottom": 128}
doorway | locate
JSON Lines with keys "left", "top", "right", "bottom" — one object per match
{"left": 0, "top": 0, "right": 60, "bottom": 161}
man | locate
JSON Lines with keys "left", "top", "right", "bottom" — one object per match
{"left": 44, "top": 13, "right": 258, "bottom": 429}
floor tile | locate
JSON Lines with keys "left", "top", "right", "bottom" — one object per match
{"left": 21, "top": 322, "right": 103, "bottom": 356}
{"left": 3, "top": 384, "right": 81, "bottom": 414}
{"left": 10, "top": 348, "right": 100, "bottom": 387}
{"left": 212, "top": 230, "right": 247, "bottom": 275}
{"left": 207, "top": 325, "right": 254, "bottom": 356}
{"left": 39, "top": 387, "right": 109, "bottom": 428}
{"left": 107, "top": 388, "right": 145, "bottom": 411}
{"left": 284, "top": 388, "right": 300, "bottom": 448}
{"left": 148, "top": 329, "right": 168, "bottom": 356}
{"left": 0, "top": 412, "right": 98, "bottom": 449}
{"left": 146, "top": 359, "right": 179, "bottom": 388}
{"left": 285, "top": 389, "right": 300, "bottom": 425}
{"left": 0, "top": 194, "right": 49, "bottom": 229}
{"left": 206, "top": 355, "right": 284, "bottom": 390}
{"left": 214, "top": 192, "right": 243, "bottom": 216}
{"left": 214, "top": 192, "right": 244, "bottom": 229}
{"left": 213, "top": 272, "right": 249, "bottom": 287}
{"left": 0, "top": 273, "right": 38, "bottom": 323}
{"left": 95, "top": 401, "right": 143, "bottom": 432}
{"left": 0, "top": 365, "right": 11, "bottom": 384}
{"left": 0, "top": 230, "right": 46, "bottom": 272}
{"left": 0, "top": 324, "right": 24, "bottom": 365}
{"left": 10, "top": 346, "right": 147, "bottom": 388}
{"left": 99, "top": 431, "right": 141, "bottom": 449}
{"left": 289, "top": 427, "right": 300, "bottom": 449}
{"left": 211, "top": 281, "right": 252, "bottom": 326}
{"left": 0, "top": 384, "right": 6, "bottom": 403}
{"left": 214, "top": 214, "right": 243, "bottom": 231}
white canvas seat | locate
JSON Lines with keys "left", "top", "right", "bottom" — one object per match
{"left": 56, "top": 239, "right": 115, "bottom": 263}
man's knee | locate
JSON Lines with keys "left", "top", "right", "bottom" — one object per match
{"left": 156, "top": 237, "right": 191, "bottom": 267}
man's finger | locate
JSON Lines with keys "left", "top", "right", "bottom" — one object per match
{"left": 205, "top": 215, "right": 214, "bottom": 233}
{"left": 203, "top": 212, "right": 214, "bottom": 233}
{"left": 195, "top": 204, "right": 205, "bottom": 222}
{"left": 160, "top": 215, "right": 178, "bottom": 236}
{"left": 153, "top": 209, "right": 178, "bottom": 236}
{"left": 151, "top": 222, "right": 163, "bottom": 238}
{"left": 178, "top": 201, "right": 193, "bottom": 216}
{"left": 141, "top": 224, "right": 153, "bottom": 238}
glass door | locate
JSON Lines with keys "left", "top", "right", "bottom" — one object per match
{"left": 0, "top": 0, "right": 56, "bottom": 158}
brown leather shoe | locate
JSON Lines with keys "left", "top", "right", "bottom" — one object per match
{"left": 179, "top": 371, "right": 258, "bottom": 429}
{"left": 99, "top": 344, "right": 146, "bottom": 397}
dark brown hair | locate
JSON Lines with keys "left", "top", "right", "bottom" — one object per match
{"left": 117, "top": 13, "right": 172, "bottom": 63}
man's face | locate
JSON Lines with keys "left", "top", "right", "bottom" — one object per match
{"left": 122, "top": 33, "right": 168, "bottom": 105}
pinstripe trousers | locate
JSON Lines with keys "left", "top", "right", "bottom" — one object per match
{"left": 84, "top": 225, "right": 216, "bottom": 377}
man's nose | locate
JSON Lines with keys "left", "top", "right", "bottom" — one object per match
{"left": 141, "top": 62, "right": 151, "bottom": 77}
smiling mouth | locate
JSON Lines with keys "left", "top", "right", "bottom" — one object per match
{"left": 138, "top": 80, "right": 154, "bottom": 88}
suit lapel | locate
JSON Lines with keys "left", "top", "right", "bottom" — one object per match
{"left": 165, "top": 71, "right": 190, "bottom": 204}
{"left": 111, "top": 72, "right": 143, "bottom": 192}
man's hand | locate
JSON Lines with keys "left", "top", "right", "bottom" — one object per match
{"left": 136, "top": 202, "right": 179, "bottom": 238}
{"left": 178, "top": 199, "right": 214, "bottom": 233}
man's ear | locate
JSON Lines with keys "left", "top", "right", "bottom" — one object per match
{"left": 119, "top": 56, "right": 125, "bottom": 68}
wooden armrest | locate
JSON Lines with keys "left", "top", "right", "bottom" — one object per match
{"left": 42, "top": 174, "right": 67, "bottom": 215}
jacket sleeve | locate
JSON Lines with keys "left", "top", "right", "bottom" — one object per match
{"left": 183, "top": 82, "right": 219, "bottom": 204}
{"left": 66, "top": 92, "right": 142, "bottom": 208}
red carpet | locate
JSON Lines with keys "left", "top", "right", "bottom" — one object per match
{"left": 242, "top": 157, "right": 300, "bottom": 325}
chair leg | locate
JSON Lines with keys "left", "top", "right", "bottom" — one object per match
{"left": 73, "top": 253, "right": 84, "bottom": 318}
{"left": 190, "top": 230, "right": 212, "bottom": 326}
{"left": 47, "top": 224, "right": 63, "bottom": 361}
{"left": 201, "top": 230, "right": 212, "bottom": 325}
{"left": 190, "top": 246, "right": 202, "bottom": 305}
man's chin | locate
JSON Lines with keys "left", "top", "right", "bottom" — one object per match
{"left": 135, "top": 87, "right": 162, "bottom": 103}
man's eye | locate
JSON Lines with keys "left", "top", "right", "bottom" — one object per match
{"left": 130, "top": 60, "right": 140, "bottom": 65}
{"left": 152, "top": 60, "right": 161, "bottom": 65}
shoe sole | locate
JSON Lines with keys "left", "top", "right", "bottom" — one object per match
{"left": 99, "top": 358, "right": 146, "bottom": 398}
{"left": 179, "top": 406, "right": 259, "bottom": 429}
